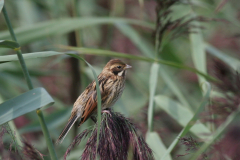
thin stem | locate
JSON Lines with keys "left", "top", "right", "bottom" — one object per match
{"left": 2, "top": 5, "right": 58, "bottom": 160}
{"left": 8, "top": 121, "right": 23, "bottom": 147}
{"left": 37, "top": 110, "right": 58, "bottom": 160}
{"left": 2, "top": 6, "right": 33, "bottom": 90}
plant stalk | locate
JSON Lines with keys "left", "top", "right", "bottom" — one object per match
{"left": 2, "top": 5, "right": 58, "bottom": 160}
{"left": 2, "top": 6, "right": 33, "bottom": 90}
{"left": 37, "top": 110, "right": 58, "bottom": 160}
{"left": 8, "top": 121, "right": 23, "bottom": 147}
{"left": 0, "top": 94, "right": 23, "bottom": 147}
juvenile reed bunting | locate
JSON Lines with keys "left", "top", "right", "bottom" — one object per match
{"left": 57, "top": 59, "right": 132, "bottom": 144}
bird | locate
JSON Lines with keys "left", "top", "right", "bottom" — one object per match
{"left": 56, "top": 59, "right": 132, "bottom": 144}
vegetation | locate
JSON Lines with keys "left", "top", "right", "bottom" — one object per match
{"left": 0, "top": 0, "right": 240, "bottom": 159}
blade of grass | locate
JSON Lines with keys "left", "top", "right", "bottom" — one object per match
{"left": 189, "top": 107, "right": 240, "bottom": 160}
{"left": 190, "top": 19, "right": 212, "bottom": 131}
{"left": 0, "top": 18, "right": 154, "bottom": 53}
{"left": 190, "top": 20, "right": 207, "bottom": 90}
{"left": 0, "top": 48, "right": 217, "bottom": 81}
{"left": 67, "top": 54, "right": 101, "bottom": 158}
{"left": 161, "top": 82, "right": 211, "bottom": 160}
{"left": 0, "top": 40, "right": 20, "bottom": 50}
{"left": 0, "top": 18, "right": 154, "bottom": 40}
{"left": 146, "top": 132, "right": 172, "bottom": 160}
{"left": 148, "top": 63, "right": 159, "bottom": 131}
{"left": 0, "top": 51, "right": 61, "bottom": 62}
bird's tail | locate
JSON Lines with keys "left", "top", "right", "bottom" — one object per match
{"left": 56, "top": 115, "right": 78, "bottom": 144}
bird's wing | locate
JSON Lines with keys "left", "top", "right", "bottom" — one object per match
{"left": 79, "top": 76, "right": 110, "bottom": 125}
{"left": 79, "top": 91, "right": 98, "bottom": 125}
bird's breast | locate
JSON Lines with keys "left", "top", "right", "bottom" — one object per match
{"left": 102, "top": 78, "right": 125, "bottom": 109}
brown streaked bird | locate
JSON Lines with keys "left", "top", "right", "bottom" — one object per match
{"left": 56, "top": 59, "right": 132, "bottom": 144}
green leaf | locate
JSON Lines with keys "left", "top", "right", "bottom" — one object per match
{"left": 0, "top": 0, "right": 3, "bottom": 13}
{"left": 0, "top": 48, "right": 216, "bottom": 81}
{"left": 146, "top": 132, "right": 172, "bottom": 160}
{"left": 189, "top": 107, "right": 240, "bottom": 160}
{"left": 0, "top": 87, "right": 54, "bottom": 125}
{"left": 190, "top": 21, "right": 206, "bottom": 87}
{"left": 161, "top": 82, "right": 211, "bottom": 160}
{"left": 155, "top": 95, "right": 211, "bottom": 139}
{"left": 0, "top": 18, "right": 154, "bottom": 50}
{"left": 0, "top": 40, "right": 20, "bottom": 50}
{"left": 0, "top": 51, "right": 61, "bottom": 63}
{"left": 148, "top": 63, "right": 159, "bottom": 131}
{"left": 205, "top": 43, "right": 240, "bottom": 70}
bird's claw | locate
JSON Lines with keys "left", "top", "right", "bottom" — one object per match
{"left": 102, "top": 110, "right": 111, "bottom": 116}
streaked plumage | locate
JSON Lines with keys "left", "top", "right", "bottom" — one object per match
{"left": 56, "top": 59, "right": 131, "bottom": 144}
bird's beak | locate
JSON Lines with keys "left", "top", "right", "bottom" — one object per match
{"left": 125, "top": 64, "right": 132, "bottom": 69}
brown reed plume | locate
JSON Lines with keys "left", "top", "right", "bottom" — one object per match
{"left": 177, "top": 136, "right": 207, "bottom": 159}
{"left": 64, "top": 110, "right": 154, "bottom": 160}
{"left": 154, "top": 0, "right": 220, "bottom": 53}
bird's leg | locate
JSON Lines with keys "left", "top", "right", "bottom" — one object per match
{"left": 91, "top": 116, "right": 97, "bottom": 123}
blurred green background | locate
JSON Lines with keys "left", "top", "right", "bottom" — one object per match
{"left": 1, "top": 0, "right": 240, "bottom": 159}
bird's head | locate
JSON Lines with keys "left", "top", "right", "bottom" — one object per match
{"left": 103, "top": 59, "right": 132, "bottom": 77}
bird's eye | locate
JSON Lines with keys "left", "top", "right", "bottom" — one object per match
{"left": 117, "top": 66, "right": 121, "bottom": 69}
